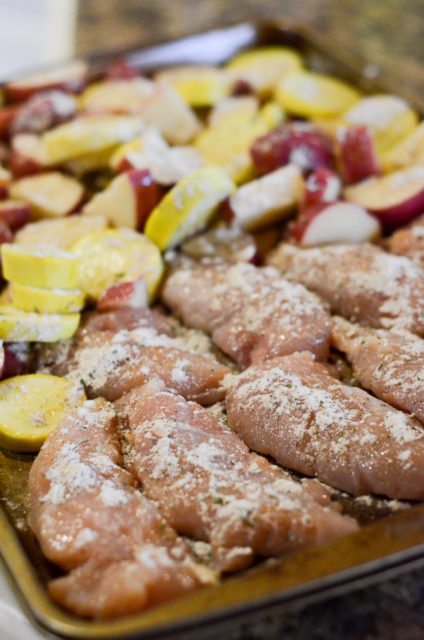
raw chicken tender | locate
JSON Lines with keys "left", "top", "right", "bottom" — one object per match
{"left": 388, "top": 213, "right": 424, "bottom": 268}
{"left": 115, "top": 379, "right": 357, "bottom": 572}
{"left": 332, "top": 316, "right": 424, "bottom": 424}
{"left": 225, "top": 351, "right": 424, "bottom": 499}
{"left": 161, "top": 262, "right": 332, "bottom": 367}
{"left": 267, "top": 243, "right": 424, "bottom": 335}
{"left": 28, "top": 398, "right": 214, "bottom": 618}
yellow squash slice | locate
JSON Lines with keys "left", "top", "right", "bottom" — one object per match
{"left": 0, "top": 305, "right": 80, "bottom": 342}
{"left": 156, "top": 66, "right": 229, "bottom": 107}
{"left": 1, "top": 243, "right": 80, "bottom": 289}
{"left": 226, "top": 46, "right": 303, "bottom": 96}
{"left": 11, "top": 282, "right": 85, "bottom": 314}
{"left": 275, "top": 70, "right": 360, "bottom": 118}
{"left": 0, "top": 374, "right": 85, "bottom": 452}
{"left": 144, "top": 166, "right": 234, "bottom": 251}
{"left": 70, "top": 228, "right": 163, "bottom": 302}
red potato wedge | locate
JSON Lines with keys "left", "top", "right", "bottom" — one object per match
{"left": 97, "top": 277, "right": 148, "bottom": 311}
{"left": 9, "top": 133, "right": 50, "bottom": 177}
{"left": 0, "top": 341, "right": 4, "bottom": 378}
{"left": 302, "top": 167, "right": 341, "bottom": 209}
{"left": 10, "top": 90, "right": 77, "bottom": 136}
{"left": 0, "top": 219, "right": 13, "bottom": 245}
{"left": 250, "top": 122, "right": 334, "bottom": 176}
{"left": 227, "top": 164, "right": 303, "bottom": 231}
{"left": 0, "top": 106, "right": 18, "bottom": 139}
{"left": 83, "top": 169, "right": 162, "bottom": 230}
{"left": 9, "top": 172, "right": 84, "bottom": 219}
{"left": 345, "top": 165, "right": 424, "bottom": 231}
{"left": 103, "top": 60, "right": 140, "bottom": 80}
{"left": 4, "top": 60, "right": 89, "bottom": 103}
{"left": 339, "top": 125, "right": 380, "bottom": 184}
{"left": 0, "top": 200, "right": 31, "bottom": 231}
{"left": 80, "top": 78, "right": 155, "bottom": 114}
{"left": 141, "top": 84, "right": 202, "bottom": 145}
{"left": 1, "top": 342, "right": 31, "bottom": 378}
{"left": 290, "top": 200, "right": 381, "bottom": 246}
{"left": 0, "top": 165, "right": 11, "bottom": 197}
{"left": 14, "top": 213, "right": 107, "bottom": 249}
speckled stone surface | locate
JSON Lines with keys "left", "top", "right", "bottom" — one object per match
{"left": 73, "top": 2, "right": 424, "bottom": 638}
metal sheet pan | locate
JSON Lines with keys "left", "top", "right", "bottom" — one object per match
{"left": 1, "top": 19, "right": 424, "bottom": 640}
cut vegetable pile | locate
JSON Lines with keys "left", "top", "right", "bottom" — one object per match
{"left": 1, "top": 43, "right": 424, "bottom": 622}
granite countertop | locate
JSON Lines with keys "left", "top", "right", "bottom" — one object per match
{"left": 74, "top": 2, "right": 424, "bottom": 639}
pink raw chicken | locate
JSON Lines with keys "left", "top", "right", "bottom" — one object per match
{"left": 267, "top": 243, "right": 424, "bottom": 335}
{"left": 332, "top": 316, "right": 424, "bottom": 424}
{"left": 115, "top": 379, "right": 358, "bottom": 573}
{"left": 28, "top": 398, "right": 214, "bottom": 619}
{"left": 387, "top": 212, "right": 424, "bottom": 269}
{"left": 161, "top": 262, "right": 332, "bottom": 367}
{"left": 51, "top": 308, "right": 230, "bottom": 404}
{"left": 225, "top": 351, "right": 424, "bottom": 500}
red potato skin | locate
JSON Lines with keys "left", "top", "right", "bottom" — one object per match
{"left": 289, "top": 203, "right": 327, "bottom": 243}
{"left": 368, "top": 191, "right": 424, "bottom": 233}
{"left": 230, "top": 79, "right": 255, "bottom": 96}
{"left": 2, "top": 343, "right": 30, "bottom": 378}
{"left": 116, "top": 156, "right": 135, "bottom": 173}
{"left": 103, "top": 60, "right": 141, "bottom": 81}
{"left": 0, "top": 201, "right": 31, "bottom": 230}
{"left": 9, "top": 149, "right": 44, "bottom": 178}
{"left": 0, "top": 107, "right": 18, "bottom": 139}
{"left": 0, "top": 220, "right": 13, "bottom": 245}
{"left": 339, "top": 126, "right": 380, "bottom": 185}
{"left": 289, "top": 168, "right": 341, "bottom": 243}
{"left": 250, "top": 122, "right": 334, "bottom": 177}
{"left": 302, "top": 167, "right": 341, "bottom": 210}
{"left": 10, "top": 91, "right": 76, "bottom": 136}
{"left": 127, "top": 169, "right": 163, "bottom": 229}
{"left": 5, "top": 76, "right": 88, "bottom": 104}
{"left": 96, "top": 278, "right": 147, "bottom": 312}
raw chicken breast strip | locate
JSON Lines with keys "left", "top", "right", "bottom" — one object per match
{"left": 28, "top": 398, "right": 215, "bottom": 619}
{"left": 49, "top": 309, "right": 230, "bottom": 404}
{"left": 115, "top": 379, "right": 358, "bottom": 573}
{"left": 331, "top": 316, "right": 424, "bottom": 425}
{"left": 388, "top": 213, "right": 424, "bottom": 268}
{"left": 225, "top": 352, "right": 424, "bottom": 500}
{"left": 161, "top": 262, "right": 332, "bottom": 367}
{"left": 267, "top": 243, "right": 424, "bottom": 335}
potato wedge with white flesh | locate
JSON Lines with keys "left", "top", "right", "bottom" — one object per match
{"left": 96, "top": 277, "right": 147, "bottom": 311}
{"left": 345, "top": 165, "right": 424, "bottom": 231}
{"left": 43, "top": 115, "right": 146, "bottom": 164}
{"left": 0, "top": 305, "right": 80, "bottom": 342}
{"left": 1, "top": 243, "right": 80, "bottom": 289}
{"left": 343, "top": 95, "right": 418, "bottom": 155}
{"left": 275, "top": 70, "right": 360, "bottom": 118}
{"left": 9, "top": 172, "right": 84, "bottom": 219}
{"left": 10, "top": 133, "right": 51, "bottom": 177}
{"left": 226, "top": 46, "right": 303, "bottom": 97}
{"left": 0, "top": 374, "right": 85, "bottom": 451}
{"left": 4, "top": 60, "right": 88, "bottom": 102}
{"left": 141, "top": 84, "right": 202, "bottom": 145}
{"left": 156, "top": 66, "right": 229, "bottom": 106}
{"left": 109, "top": 128, "right": 203, "bottom": 184}
{"left": 290, "top": 201, "right": 381, "bottom": 246}
{"left": 79, "top": 77, "right": 155, "bottom": 113}
{"left": 82, "top": 169, "right": 161, "bottom": 229}
{"left": 144, "top": 166, "right": 234, "bottom": 250}
{"left": 14, "top": 214, "right": 107, "bottom": 249}
{"left": 227, "top": 164, "right": 303, "bottom": 231}
{"left": 11, "top": 282, "right": 84, "bottom": 314}
{"left": 70, "top": 228, "right": 163, "bottom": 302}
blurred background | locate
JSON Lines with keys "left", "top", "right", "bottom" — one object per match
{"left": 0, "top": 0, "right": 423, "bottom": 100}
